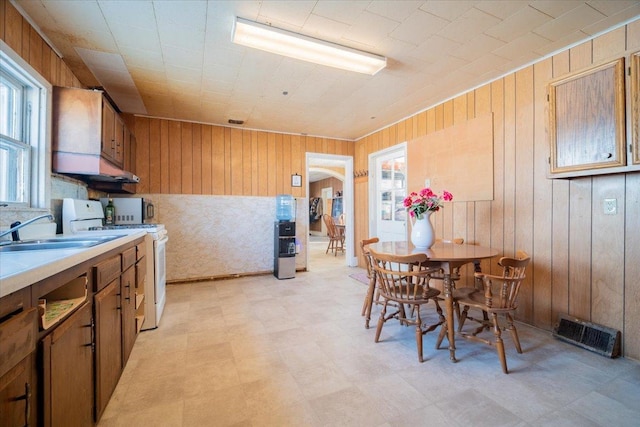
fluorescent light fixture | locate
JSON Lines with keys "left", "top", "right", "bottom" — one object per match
{"left": 232, "top": 17, "right": 386, "bottom": 75}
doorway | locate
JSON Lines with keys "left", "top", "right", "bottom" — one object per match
{"left": 320, "top": 187, "right": 332, "bottom": 236}
{"left": 306, "top": 152, "right": 356, "bottom": 269}
{"left": 368, "top": 143, "right": 407, "bottom": 241}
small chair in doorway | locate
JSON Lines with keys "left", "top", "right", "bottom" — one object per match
{"left": 360, "top": 237, "right": 380, "bottom": 328}
{"left": 322, "top": 214, "right": 344, "bottom": 256}
{"left": 452, "top": 251, "right": 530, "bottom": 373}
{"left": 369, "top": 248, "right": 445, "bottom": 363}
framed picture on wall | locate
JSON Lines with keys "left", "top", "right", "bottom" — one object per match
{"left": 548, "top": 57, "right": 626, "bottom": 174}
{"left": 291, "top": 174, "right": 302, "bottom": 187}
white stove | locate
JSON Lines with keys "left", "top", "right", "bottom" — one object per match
{"left": 62, "top": 198, "right": 168, "bottom": 330}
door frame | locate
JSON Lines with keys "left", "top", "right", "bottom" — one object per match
{"left": 306, "top": 152, "right": 356, "bottom": 267}
{"left": 368, "top": 142, "right": 407, "bottom": 240}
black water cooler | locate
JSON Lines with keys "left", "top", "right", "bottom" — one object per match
{"left": 274, "top": 221, "right": 296, "bottom": 279}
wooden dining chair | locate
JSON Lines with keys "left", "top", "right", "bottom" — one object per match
{"left": 360, "top": 237, "right": 380, "bottom": 328}
{"left": 322, "top": 214, "right": 344, "bottom": 256}
{"left": 369, "top": 248, "right": 445, "bottom": 362}
{"left": 452, "top": 252, "right": 530, "bottom": 373}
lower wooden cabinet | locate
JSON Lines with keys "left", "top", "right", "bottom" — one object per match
{"left": 94, "top": 279, "right": 122, "bottom": 421}
{"left": 1, "top": 237, "right": 145, "bottom": 426}
{"left": 0, "top": 354, "right": 37, "bottom": 427}
{"left": 0, "top": 306, "right": 38, "bottom": 427}
{"left": 121, "top": 265, "right": 136, "bottom": 365}
{"left": 40, "top": 302, "right": 93, "bottom": 427}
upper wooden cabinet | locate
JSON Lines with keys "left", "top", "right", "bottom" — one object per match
{"left": 101, "top": 98, "right": 126, "bottom": 167}
{"left": 548, "top": 57, "right": 626, "bottom": 175}
{"left": 52, "top": 86, "right": 129, "bottom": 171}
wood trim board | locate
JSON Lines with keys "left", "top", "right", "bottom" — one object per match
{"left": 407, "top": 113, "right": 494, "bottom": 202}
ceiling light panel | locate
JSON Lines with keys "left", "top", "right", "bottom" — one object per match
{"left": 232, "top": 17, "right": 386, "bottom": 75}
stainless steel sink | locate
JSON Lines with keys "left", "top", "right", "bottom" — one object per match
{"left": 0, "top": 235, "right": 121, "bottom": 252}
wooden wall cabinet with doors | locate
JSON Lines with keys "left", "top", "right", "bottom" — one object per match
{"left": 548, "top": 52, "right": 640, "bottom": 178}
{"left": 52, "top": 86, "right": 131, "bottom": 173}
{"left": 115, "top": 122, "right": 138, "bottom": 194}
{"left": 101, "top": 97, "right": 125, "bottom": 167}
{"left": 0, "top": 288, "right": 38, "bottom": 427}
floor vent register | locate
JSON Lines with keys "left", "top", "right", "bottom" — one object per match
{"left": 553, "top": 314, "right": 621, "bottom": 358}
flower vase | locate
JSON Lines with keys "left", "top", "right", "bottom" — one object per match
{"left": 411, "top": 212, "right": 435, "bottom": 249}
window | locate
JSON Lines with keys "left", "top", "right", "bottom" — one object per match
{"left": 0, "top": 40, "right": 50, "bottom": 208}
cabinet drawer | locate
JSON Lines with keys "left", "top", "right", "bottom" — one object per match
{"left": 122, "top": 247, "right": 136, "bottom": 271}
{"left": 136, "top": 242, "right": 146, "bottom": 261}
{"left": 0, "top": 307, "right": 38, "bottom": 378}
{"left": 94, "top": 255, "right": 121, "bottom": 292}
{"left": 0, "top": 287, "right": 30, "bottom": 320}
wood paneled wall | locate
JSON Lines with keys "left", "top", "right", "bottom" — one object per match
{"left": 133, "top": 117, "right": 353, "bottom": 198}
{"left": 1, "top": 1, "right": 83, "bottom": 89}
{"left": 5, "top": 0, "right": 638, "bottom": 358}
{"left": 354, "top": 20, "right": 640, "bottom": 359}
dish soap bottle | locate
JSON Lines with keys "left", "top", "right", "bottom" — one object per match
{"left": 104, "top": 198, "right": 115, "bottom": 225}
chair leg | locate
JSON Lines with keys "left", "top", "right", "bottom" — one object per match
{"left": 506, "top": 313, "right": 522, "bottom": 353}
{"left": 458, "top": 305, "right": 469, "bottom": 332}
{"left": 433, "top": 298, "right": 448, "bottom": 349}
{"left": 362, "top": 277, "right": 376, "bottom": 329}
{"left": 415, "top": 308, "right": 424, "bottom": 362}
{"left": 491, "top": 312, "right": 508, "bottom": 374}
{"left": 435, "top": 321, "right": 448, "bottom": 349}
{"left": 361, "top": 277, "right": 374, "bottom": 315}
{"left": 375, "top": 302, "right": 387, "bottom": 343}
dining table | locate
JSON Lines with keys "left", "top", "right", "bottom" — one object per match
{"left": 369, "top": 240, "right": 500, "bottom": 363}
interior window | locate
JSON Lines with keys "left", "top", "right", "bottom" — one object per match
{"left": 0, "top": 41, "right": 49, "bottom": 208}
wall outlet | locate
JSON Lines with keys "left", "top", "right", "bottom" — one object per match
{"left": 603, "top": 198, "right": 617, "bottom": 215}
{"left": 424, "top": 178, "right": 431, "bottom": 188}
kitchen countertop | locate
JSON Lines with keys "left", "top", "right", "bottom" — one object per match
{"left": 0, "top": 230, "right": 146, "bottom": 299}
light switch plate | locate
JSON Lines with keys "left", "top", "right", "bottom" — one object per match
{"left": 603, "top": 198, "right": 617, "bottom": 215}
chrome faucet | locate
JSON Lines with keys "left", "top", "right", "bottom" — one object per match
{"left": 0, "top": 214, "right": 55, "bottom": 241}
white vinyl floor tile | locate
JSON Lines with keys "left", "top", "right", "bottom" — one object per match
{"left": 98, "top": 237, "right": 640, "bottom": 427}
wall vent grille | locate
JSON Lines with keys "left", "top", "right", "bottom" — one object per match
{"left": 553, "top": 314, "right": 620, "bottom": 358}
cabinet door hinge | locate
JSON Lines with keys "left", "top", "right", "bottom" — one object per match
{"left": 629, "top": 66, "right": 632, "bottom": 76}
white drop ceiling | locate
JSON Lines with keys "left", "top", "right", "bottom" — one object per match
{"left": 15, "top": 0, "right": 640, "bottom": 141}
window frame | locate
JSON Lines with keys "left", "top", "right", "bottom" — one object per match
{"left": 0, "top": 39, "right": 51, "bottom": 209}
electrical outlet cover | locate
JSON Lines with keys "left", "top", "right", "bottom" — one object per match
{"left": 603, "top": 198, "right": 617, "bottom": 215}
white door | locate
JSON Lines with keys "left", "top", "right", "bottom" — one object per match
{"left": 375, "top": 149, "right": 407, "bottom": 241}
